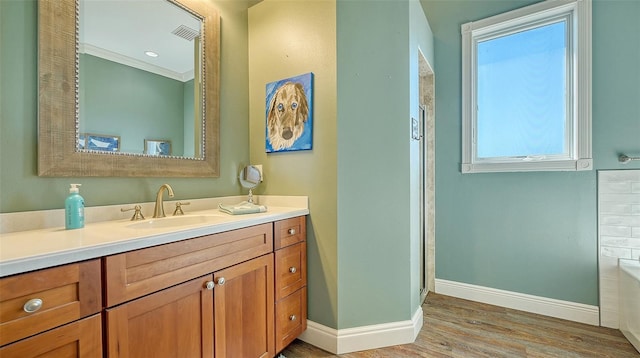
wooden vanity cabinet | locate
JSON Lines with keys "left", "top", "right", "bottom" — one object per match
{"left": 105, "top": 255, "right": 275, "bottom": 358}
{"left": 103, "top": 223, "right": 273, "bottom": 307}
{"left": 0, "top": 259, "right": 102, "bottom": 357}
{"left": 0, "top": 215, "right": 306, "bottom": 358}
{"left": 274, "top": 216, "right": 307, "bottom": 353}
{"left": 104, "top": 223, "right": 277, "bottom": 358}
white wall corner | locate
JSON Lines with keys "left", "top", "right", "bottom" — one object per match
{"left": 298, "top": 306, "right": 423, "bottom": 355}
{"left": 435, "top": 279, "right": 599, "bottom": 326}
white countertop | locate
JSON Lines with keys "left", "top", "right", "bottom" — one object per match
{"left": 0, "top": 196, "right": 308, "bottom": 277}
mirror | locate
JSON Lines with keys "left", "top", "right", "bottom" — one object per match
{"left": 239, "top": 165, "right": 262, "bottom": 203}
{"left": 38, "top": 0, "right": 220, "bottom": 177}
{"left": 78, "top": 0, "right": 202, "bottom": 158}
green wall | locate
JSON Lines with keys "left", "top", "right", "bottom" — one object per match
{"left": 248, "top": 0, "right": 339, "bottom": 329}
{"left": 336, "top": 0, "right": 433, "bottom": 328}
{"left": 248, "top": 0, "right": 433, "bottom": 330}
{"left": 421, "top": 0, "right": 640, "bottom": 306}
{"left": 337, "top": 0, "right": 412, "bottom": 328}
{"left": 80, "top": 54, "right": 186, "bottom": 155}
{"left": 0, "top": 0, "right": 253, "bottom": 213}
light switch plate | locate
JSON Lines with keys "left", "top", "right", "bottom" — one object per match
{"left": 411, "top": 117, "right": 421, "bottom": 140}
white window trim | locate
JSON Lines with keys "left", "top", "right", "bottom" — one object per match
{"left": 461, "top": 0, "right": 592, "bottom": 174}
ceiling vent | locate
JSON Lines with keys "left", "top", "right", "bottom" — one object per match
{"left": 172, "top": 25, "right": 199, "bottom": 41}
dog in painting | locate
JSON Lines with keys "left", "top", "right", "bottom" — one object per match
{"left": 267, "top": 82, "right": 309, "bottom": 151}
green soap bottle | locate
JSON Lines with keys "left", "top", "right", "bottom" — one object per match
{"left": 65, "top": 184, "right": 85, "bottom": 230}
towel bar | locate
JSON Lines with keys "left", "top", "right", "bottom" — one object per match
{"left": 619, "top": 154, "right": 640, "bottom": 163}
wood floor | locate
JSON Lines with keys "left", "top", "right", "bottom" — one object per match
{"left": 280, "top": 293, "right": 639, "bottom": 358}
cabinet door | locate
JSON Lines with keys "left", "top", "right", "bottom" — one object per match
{"left": 214, "top": 254, "right": 274, "bottom": 358}
{"left": 106, "top": 275, "right": 214, "bottom": 358}
{"left": 0, "top": 314, "right": 102, "bottom": 358}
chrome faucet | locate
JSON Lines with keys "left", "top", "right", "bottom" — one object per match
{"left": 153, "top": 184, "right": 174, "bottom": 218}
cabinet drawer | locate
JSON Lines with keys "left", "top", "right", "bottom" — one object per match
{"left": 0, "top": 314, "right": 102, "bottom": 357}
{"left": 275, "top": 287, "right": 307, "bottom": 353}
{"left": 275, "top": 242, "right": 307, "bottom": 300}
{"left": 0, "top": 259, "right": 102, "bottom": 346}
{"left": 274, "top": 216, "right": 306, "bottom": 249}
{"left": 104, "top": 223, "right": 272, "bottom": 306}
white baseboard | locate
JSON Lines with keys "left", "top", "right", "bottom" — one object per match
{"left": 435, "top": 279, "right": 599, "bottom": 326}
{"left": 298, "top": 306, "right": 423, "bottom": 354}
{"left": 298, "top": 320, "right": 338, "bottom": 354}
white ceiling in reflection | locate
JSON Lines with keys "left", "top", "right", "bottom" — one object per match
{"left": 79, "top": 0, "right": 201, "bottom": 81}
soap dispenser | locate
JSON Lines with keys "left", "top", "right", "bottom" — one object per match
{"left": 65, "top": 184, "right": 85, "bottom": 230}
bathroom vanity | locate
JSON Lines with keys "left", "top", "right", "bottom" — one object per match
{"left": 0, "top": 201, "right": 308, "bottom": 357}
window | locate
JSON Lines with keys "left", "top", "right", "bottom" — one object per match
{"left": 461, "top": 0, "right": 592, "bottom": 173}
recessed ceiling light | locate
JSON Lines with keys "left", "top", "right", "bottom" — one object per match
{"left": 145, "top": 51, "right": 159, "bottom": 58}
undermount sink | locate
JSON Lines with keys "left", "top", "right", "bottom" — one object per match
{"left": 126, "top": 215, "right": 226, "bottom": 229}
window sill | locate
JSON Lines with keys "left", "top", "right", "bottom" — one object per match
{"left": 461, "top": 159, "right": 593, "bottom": 173}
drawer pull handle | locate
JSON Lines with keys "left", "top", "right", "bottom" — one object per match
{"left": 23, "top": 298, "right": 43, "bottom": 313}
{"left": 289, "top": 266, "right": 297, "bottom": 274}
{"left": 217, "top": 277, "right": 226, "bottom": 286}
{"left": 205, "top": 281, "right": 215, "bottom": 290}
{"left": 288, "top": 228, "right": 296, "bottom": 235}
{"left": 289, "top": 315, "right": 297, "bottom": 321}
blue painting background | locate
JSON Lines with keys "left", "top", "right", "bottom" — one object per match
{"left": 80, "top": 133, "right": 120, "bottom": 152}
{"left": 265, "top": 72, "right": 314, "bottom": 153}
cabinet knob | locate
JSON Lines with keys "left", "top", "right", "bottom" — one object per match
{"left": 205, "top": 281, "right": 215, "bottom": 290}
{"left": 289, "top": 266, "right": 297, "bottom": 274}
{"left": 288, "top": 228, "right": 296, "bottom": 235}
{"left": 23, "top": 298, "right": 43, "bottom": 313}
{"left": 289, "top": 315, "right": 297, "bottom": 321}
{"left": 217, "top": 277, "right": 226, "bottom": 286}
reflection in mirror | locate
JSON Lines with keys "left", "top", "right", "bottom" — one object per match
{"left": 239, "top": 165, "right": 263, "bottom": 203}
{"left": 37, "top": 0, "right": 220, "bottom": 177}
{"left": 79, "top": 0, "right": 202, "bottom": 158}
{"left": 145, "top": 139, "right": 172, "bottom": 156}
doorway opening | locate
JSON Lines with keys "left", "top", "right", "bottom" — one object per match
{"left": 418, "top": 51, "right": 435, "bottom": 303}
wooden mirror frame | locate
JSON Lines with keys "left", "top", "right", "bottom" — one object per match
{"left": 37, "top": 0, "right": 220, "bottom": 177}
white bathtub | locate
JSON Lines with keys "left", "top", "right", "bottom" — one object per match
{"left": 619, "top": 259, "right": 640, "bottom": 353}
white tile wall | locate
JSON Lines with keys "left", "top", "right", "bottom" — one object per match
{"left": 598, "top": 169, "right": 640, "bottom": 328}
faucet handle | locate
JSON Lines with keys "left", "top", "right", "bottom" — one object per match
{"left": 121, "top": 205, "right": 145, "bottom": 221}
{"left": 173, "top": 202, "right": 191, "bottom": 216}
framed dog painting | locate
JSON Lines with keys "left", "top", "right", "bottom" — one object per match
{"left": 265, "top": 72, "right": 313, "bottom": 153}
